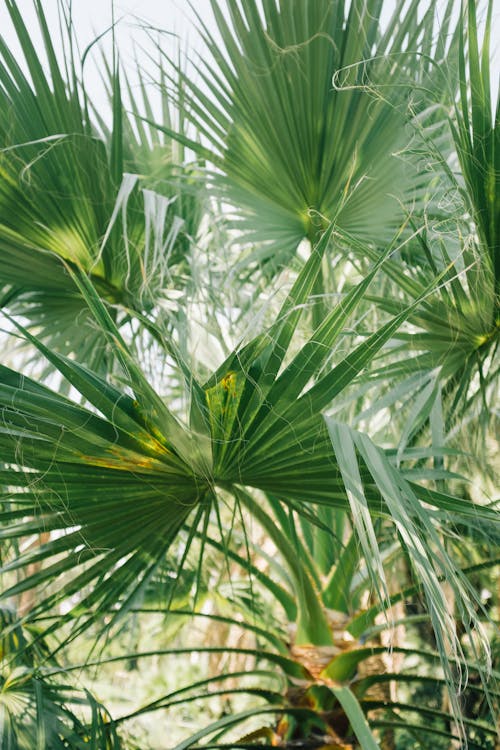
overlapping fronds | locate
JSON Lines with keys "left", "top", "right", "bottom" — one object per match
{"left": 0, "top": 1, "right": 498, "bottom": 747}
{"left": 453, "top": 0, "right": 499, "bottom": 310}
{"left": 0, "top": 271, "right": 213, "bottom": 636}
{"left": 1, "top": 227, "right": 496, "bottom": 664}
{"left": 161, "top": 0, "right": 458, "bottom": 268}
{"left": 347, "top": 0, "right": 499, "bottom": 445}
{"left": 0, "top": 606, "right": 121, "bottom": 749}
{"left": 0, "top": 0, "right": 204, "bottom": 369}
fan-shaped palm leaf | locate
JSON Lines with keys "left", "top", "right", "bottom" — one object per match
{"left": 162, "top": 0, "right": 458, "bottom": 269}
{"left": 0, "top": 228, "right": 496, "bottom": 659}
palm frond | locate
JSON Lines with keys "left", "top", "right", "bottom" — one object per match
{"left": 1, "top": 227, "right": 497, "bottom": 659}
{"left": 161, "top": 0, "right": 458, "bottom": 269}
{"left": 0, "top": 606, "right": 122, "bottom": 749}
{"left": 0, "top": 0, "right": 205, "bottom": 370}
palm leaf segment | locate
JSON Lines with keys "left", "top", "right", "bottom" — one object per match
{"left": 0, "top": 606, "right": 121, "bottom": 749}
{"left": 0, "top": 0, "right": 203, "bottom": 364}
{"left": 171, "top": 0, "right": 452, "bottom": 263}
{"left": 1, "top": 227, "right": 497, "bottom": 651}
{"left": 454, "top": 0, "right": 499, "bottom": 313}
{"left": 360, "top": 0, "right": 499, "bottom": 429}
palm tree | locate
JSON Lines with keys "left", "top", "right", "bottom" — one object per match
{"left": 0, "top": 1, "right": 498, "bottom": 748}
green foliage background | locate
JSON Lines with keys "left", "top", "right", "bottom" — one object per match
{"left": 0, "top": 0, "right": 498, "bottom": 748}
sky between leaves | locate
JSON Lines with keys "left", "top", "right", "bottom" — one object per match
{"left": 0, "top": 0, "right": 498, "bottom": 124}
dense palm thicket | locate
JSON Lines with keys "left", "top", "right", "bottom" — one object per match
{"left": 0, "top": 0, "right": 498, "bottom": 748}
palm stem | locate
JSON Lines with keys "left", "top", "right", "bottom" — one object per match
{"left": 233, "top": 487, "right": 334, "bottom": 647}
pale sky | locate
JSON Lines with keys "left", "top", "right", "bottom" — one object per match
{"left": 0, "top": 1, "right": 216, "bottom": 115}
{"left": 0, "top": 1, "right": 498, "bottom": 122}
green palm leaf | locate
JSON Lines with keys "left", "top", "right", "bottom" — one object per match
{"left": 357, "top": 0, "right": 499, "bottom": 440}
{"left": 454, "top": 0, "right": 499, "bottom": 308}
{"left": 1, "top": 227, "right": 497, "bottom": 653}
{"left": 0, "top": 0, "right": 204, "bottom": 369}
{"left": 0, "top": 607, "right": 121, "bottom": 749}
{"left": 163, "top": 0, "right": 456, "bottom": 267}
